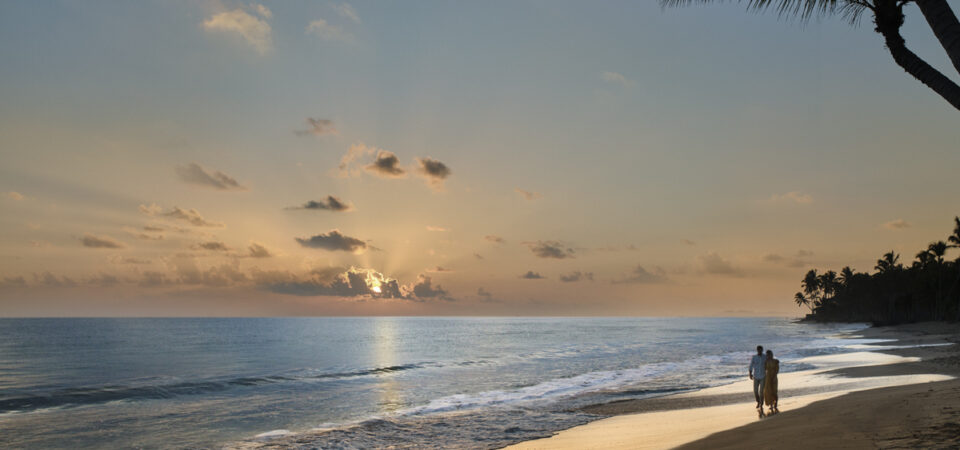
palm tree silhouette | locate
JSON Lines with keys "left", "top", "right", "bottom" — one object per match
{"left": 914, "top": 247, "right": 936, "bottom": 269}
{"left": 949, "top": 216, "right": 960, "bottom": 248}
{"left": 819, "top": 270, "right": 839, "bottom": 302}
{"left": 838, "top": 266, "right": 856, "bottom": 288}
{"left": 948, "top": 216, "right": 960, "bottom": 320}
{"left": 795, "top": 292, "right": 812, "bottom": 312}
{"left": 802, "top": 269, "right": 822, "bottom": 307}
{"left": 929, "top": 241, "right": 948, "bottom": 264}
{"left": 928, "top": 240, "right": 948, "bottom": 318}
{"left": 661, "top": 0, "right": 960, "bottom": 111}
{"left": 875, "top": 251, "right": 901, "bottom": 274}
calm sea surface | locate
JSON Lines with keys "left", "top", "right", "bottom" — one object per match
{"left": 0, "top": 317, "right": 869, "bottom": 448}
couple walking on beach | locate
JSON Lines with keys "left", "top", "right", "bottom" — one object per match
{"left": 748, "top": 345, "right": 779, "bottom": 417}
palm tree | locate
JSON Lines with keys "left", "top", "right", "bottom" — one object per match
{"left": 948, "top": 216, "right": 960, "bottom": 320}
{"left": 795, "top": 292, "right": 812, "bottom": 312}
{"left": 928, "top": 240, "right": 948, "bottom": 318}
{"left": 661, "top": 0, "right": 960, "bottom": 111}
{"left": 875, "top": 251, "right": 901, "bottom": 274}
{"left": 914, "top": 248, "right": 935, "bottom": 269}
{"left": 819, "top": 270, "right": 839, "bottom": 301}
{"left": 929, "top": 241, "right": 948, "bottom": 264}
{"left": 948, "top": 216, "right": 960, "bottom": 249}
{"left": 838, "top": 266, "right": 856, "bottom": 288}
{"left": 802, "top": 269, "right": 822, "bottom": 307}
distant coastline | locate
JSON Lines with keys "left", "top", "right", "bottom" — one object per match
{"left": 795, "top": 216, "right": 960, "bottom": 325}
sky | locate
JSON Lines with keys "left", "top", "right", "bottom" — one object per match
{"left": 1, "top": 1, "right": 959, "bottom": 317}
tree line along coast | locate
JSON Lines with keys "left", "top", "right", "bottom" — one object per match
{"left": 796, "top": 217, "right": 960, "bottom": 325}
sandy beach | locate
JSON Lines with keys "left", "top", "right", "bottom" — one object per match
{"left": 507, "top": 322, "right": 960, "bottom": 450}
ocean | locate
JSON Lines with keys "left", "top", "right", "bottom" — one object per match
{"left": 0, "top": 317, "right": 869, "bottom": 448}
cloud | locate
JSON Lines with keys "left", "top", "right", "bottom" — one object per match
{"left": 59, "top": 257, "right": 246, "bottom": 288}
{"left": 124, "top": 226, "right": 164, "bottom": 241}
{"left": 8, "top": 271, "right": 129, "bottom": 289}
{"left": 417, "top": 157, "right": 451, "bottom": 189}
{"left": 426, "top": 226, "right": 448, "bottom": 232}
{"left": 682, "top": 239, "right": 696, "bottom": 246}
{"left": 337, "top": 142, "right": 377, "bottom": 177}
{"left": 365, "top": 151, "right": 406, "bottom": 177}
{"left": 560, "top": 271, "right": 594, "bottom": 282}
{"left": 698, "top": 252, "right": 743, "bottom": 276}
{"left": 485, "top": 235, "right": 505, "bottom": 244}
{"left": 288, "top": 196, "right": 354, "bottom": 212}
{"left": 162, "top": 207, "right": 224, "bottom": 227}
{"left": 170, "top": 259, "right": 248, "bottom": 287}
{"left": 84, "top": 273, "right": 121, "bottom": 287}
{"left": 203, "top": 5, "right": 272, "bottom": 55}
{"left": 140, "top": 204, "right": 225, "bottom": 227}
{"left": 520, "top": 271, "right": 545, "bottom": 279}
{"left": 597, "top": 244, "right": 640, "bottom": 252}
{"left": 883, "top": 219, "right": 911, "bottom": 230}
{"left": 334, "top": 3, "right": 361, "bottom": 23}
{"left": 111, "top": 256, "right": 151, "bottom": 265}
{"left": 80, "top": 234, "right": 126, "bottom": 249}
{"left": 253, "top": 4, "right": 271, "bottom": 19}
{"left": 294, "top": 118, "right": 338, "bottom": 137}
{"left": 143, "top": 225, "right": 165, "bottom": 232}
{"left": 33, "top": 272, "right": 77, "bottom": 288}
{"left": 763, "top": 250, "right": 812, "bottom": 268}
{"left": 0, "top": 272, "right": 88, "bottom": 288}
{"left": 139, "top": 203, "right": 163, "bottom": 216}
{"left": 476, "top": 287, "right": 496, "bottom": 301}
{"left": 612, "top": 265, "right": 667, "bottom": 284}
{"left": 525, "top": 240, "right": 575, "bottom": 259}
{"left": 139, "top": 271, "right": 171, "bottom": 287}
{"left": 474, "top": 253, "right": 484, "bottom": 260}
{"left": 409, "top": 275, "right": 452, "bottom": 301}
{"left": 192, "top": 241, "right": 230, "bottom": 252}
{"left": 295, "top": 229, "right": 368, "bottom": 252}
{"left": 762, "top": 254, "right": 784, "bottom": 263}
{"left": 425, "top": 266, "right": 453, "bottom": 273}
{"left": 248, "top": 242, "right": 273, "bottom": 258}
{"left": 255, "top": 267, "right": 432, "bottom": 300}
{"left": 601, "top": 71, "right": 632, "bottom": 87}
{"left": 5, "top": 191, "right": 24, "bottom": 201}
{"left": 175, "top": 163, "right": 247, "bottom": 191}
{"left": 770, "top": 191, "right": 813, "bottom": 204}
{"left": 0, "top": 276, "right": 27, "bottom": 288}
{"left": 515, "top": 188, "right": 542, "bottom": 201}
{"left": 306, "top": 18, "right": 353, "bottom": 42}
{"left": 257, "top": 269, "right": 374, "bottom": 297}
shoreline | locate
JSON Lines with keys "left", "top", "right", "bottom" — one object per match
{"left": 506, "top": 321, "right": 960, "bottom": 450}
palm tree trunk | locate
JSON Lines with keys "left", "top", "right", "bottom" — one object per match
{"left": 916, "top": 0, "right": 960, "bottom": 76}
{"left": 937, "top": 264, "right": 944, "bottom": 320}
{"left": 879, "top": 27, "right": 960, "bottom": 111}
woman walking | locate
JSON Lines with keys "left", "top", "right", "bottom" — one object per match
{"left": 763, "top": 349, "right": 779, "bottom": 414}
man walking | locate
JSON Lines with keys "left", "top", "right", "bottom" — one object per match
{"left": 748, "top": 345, "right": 766, "bottom": 410}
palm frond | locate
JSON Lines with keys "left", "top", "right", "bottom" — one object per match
{"left": 660, "top": 0, "right": 872, "bottom": 25}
